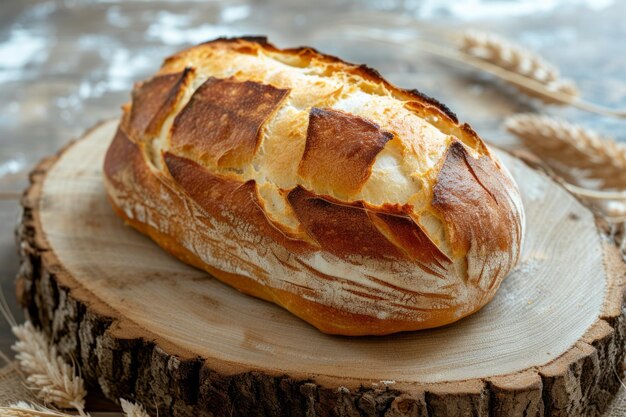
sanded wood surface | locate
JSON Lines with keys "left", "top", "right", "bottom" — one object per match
{"left": 16, "top": 120, "right": 626, "bottom": 416}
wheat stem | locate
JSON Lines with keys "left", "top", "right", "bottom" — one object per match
{"left": 0, "top": 285, "right": 17, "bottom": 328}
{"left": 562, "top": 183, "right": 626, "bottom": 201}
{"left": 605, "top": 215, "right": 626, "bottom": 224}
{"left": 1, "top": 402, "right": 73, "bottom": 416}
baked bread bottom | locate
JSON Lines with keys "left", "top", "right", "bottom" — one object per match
{"left": 107, "top": 196, "right": 488, "bottom": 335}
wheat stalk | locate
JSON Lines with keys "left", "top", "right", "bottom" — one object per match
{"left": 11, "top": 322, "right": 88, "bottom": 415}
{"left": 460, "top": 30, "right": 579, "bottom": 104}
{"left": 505, "top": 113, "right": 626, "bottom": 191}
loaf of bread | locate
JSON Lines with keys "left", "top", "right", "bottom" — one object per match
{"left": 104, "top": 37, "right": 525, "bottom": 335}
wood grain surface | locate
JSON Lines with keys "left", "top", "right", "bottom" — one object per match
{"left": 15, "top": 120, "right": 626, "bottom": 416}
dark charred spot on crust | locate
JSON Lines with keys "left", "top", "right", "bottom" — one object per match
{"left": 201, "top": 36, "right": 271, "bottom": 46}
{"left": 164, "top": 153, "right": 312, "bottom": 253}
{"left": 170, "top": 77, "right": 289, "bottom": 168}
{"left": 290, "top": 47, "right": 348, "bottom": 68}
{"left": 402, "top": 100, "right": 488, "bottom": 156}
{"left": 201, "top": 36, "right": 272, "bottom": 55}
{"left": 460, "top": 123, "right": 489, "bottom": 154}
{"left": 287, "top": 186, "right": 408, "bottom": 261}
{"left": 298, "top": 108, "right": 393, "bottom": 196}
{"left": 351, "top": 64, "right": 385, "bottom": 83}
{"left": 405, "top": 89, "right": 458, "bottom": 123}
{"left": 403, "top": 100, "right": 456, "bottom": 127}
{"left": 128, "top": 68, "right": 194, "bottom": 141}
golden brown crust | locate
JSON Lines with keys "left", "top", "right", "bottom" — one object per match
{"left": 128, "top": 68, "right": 194, "bottom": 141}
{"left": 103, "top": 36, "right": 525, "bottom": 335}
{"left": 286, "top": 186, "right": 405, "bottom": 260}
{"left": 368, "top": 211, "right": 451, "bottom": 275}
{"left": 170, "top": 77, "right": 289, "bottom": 168}
{"left": 298, "top": 108, "right": 393, "bottom": 197}
{"left": 164, "top": 152, "right": 313, "bottom": 253}
{"left": 165, "top": 37, "right": 480, "bottom": 148}
{"left": 104, "top": 130, "right": 463, "bottom": 335}
{"left": 432, "top": 141, "right": 523, "bottom": 288}
{"left": 104, "top": 127, "right": 138, "bottom": 179}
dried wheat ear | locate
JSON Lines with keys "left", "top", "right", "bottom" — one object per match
{"left": 0, "top": 399, "right": 152, "bottom": 417}
{"left": 460, "top": 30, "right": 579, "bottom": 104}
{"left": 505, "top": 113, "right": 626, "bottom": 191}
{"left": 1, "top": 294, "right": 152, "bottom": 417}
{"left": 120, "top": 399, "right": 151, "bottom": 417}
{"left": 505, "top": 113, "right": 626, "bottom": 248}
{"left": 10, "top": 321, "right": 88, "bottom": 415}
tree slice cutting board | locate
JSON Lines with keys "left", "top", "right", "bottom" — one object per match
{"left": 16, "top": 120, "right": 625, "bottom": 417}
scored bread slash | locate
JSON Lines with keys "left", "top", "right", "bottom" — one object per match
{"left": 103, "top": 36, "right": 525, "bottom": 335}
{"left": 297, "top": 107, "right": 394, "bottom": 197}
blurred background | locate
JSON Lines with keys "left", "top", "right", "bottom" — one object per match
{"left": 1, "top": 0, "right": 625, "bottom": 354}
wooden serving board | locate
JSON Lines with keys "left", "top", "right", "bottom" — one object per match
{"left": 16, "top": 120, "right": 625, "bottom": 417}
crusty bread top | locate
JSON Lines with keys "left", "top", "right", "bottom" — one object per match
{"left": 118, "top": 37, "right": 524, "bottom": 310}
